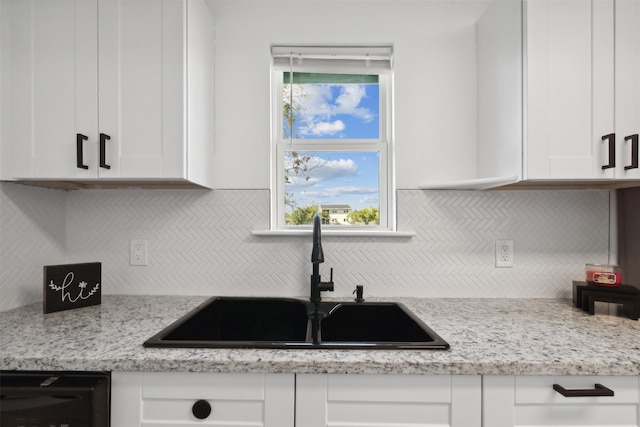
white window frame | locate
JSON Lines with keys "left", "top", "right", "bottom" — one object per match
{"left": 270, "top": 46, "right": 395, "bottom": 232}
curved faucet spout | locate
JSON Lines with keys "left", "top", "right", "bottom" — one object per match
{"left": 311, "top": 214, "right": 324, "bottom": 264}
{"left": 310, "top": 214, "right": 333, "bottom": 304}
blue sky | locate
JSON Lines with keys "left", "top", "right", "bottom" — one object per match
{"left": 285, "top": 150, "right": 380, "bottom": 211}
{"left": 284, "top": 81, "right": 380, "bottom": 213}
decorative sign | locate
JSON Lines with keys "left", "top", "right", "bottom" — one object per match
{"left": 43, "top": 262, "right": 101, "bottom": 314}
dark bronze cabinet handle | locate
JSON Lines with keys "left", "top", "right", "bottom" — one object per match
{"left": 192, "top": 399, "right": 212, "bottom": 419}
{"left": 624, "top": 134, "right": 639, "bottom": 170}
{"left": 76, "top": 134, "right": 89, "bottom": 169}
{"left": 99, "top": 133, "right": 111, "bottom": 169}
{"left": 601, "top": 133, "right": 616, "bottom": 170}
{"left": 553, "top": 383, "right": 614, "bottom": 397}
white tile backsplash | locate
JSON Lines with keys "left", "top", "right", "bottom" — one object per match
{"left": 0, "top": 183, "right": 610, "bottom": 310}
{"left": 0, "top": 183, "right": 67, "bottom": 310}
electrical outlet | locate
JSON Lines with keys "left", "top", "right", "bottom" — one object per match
{"left": 495, "top": 239, "right": 514, "bottom": 268}
{"left": 129, "top": 239, "right": 148, "bottom": 266}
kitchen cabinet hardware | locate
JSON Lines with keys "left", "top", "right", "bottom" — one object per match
{"left": 553, "top": 383, "right": 614, "bottom": 397}
{"left": 192, "top": 399, "right": 212, "bottom": 419}
{"left": 602, "top": 133, "right": 616, "bottom": 170}
{"left": 625, "top": 134, "right": 639, "bottom": 170}
{"left": 99, "top": 133, "right": 111, "bottom": 170}
{"left": 76, "top": 134, "right": 89, "bottom": 170}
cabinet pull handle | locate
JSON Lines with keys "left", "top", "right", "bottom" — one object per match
{"left": 601, "top": 133, "right": 616, "bottom": 169}
{"left": 553, "top": 383, "right": 614, "bottom": 397}
{"left": 76, "top": 134, "right": 89, "bottom": 169}
{"left": 624, "top": 134, "right": 639, "bottom": 170}
{"left": 99, "top": 133, "right": 111, "bottom": 169}
{"left": 192, "top": 400, "right": 212, "bottom": 419}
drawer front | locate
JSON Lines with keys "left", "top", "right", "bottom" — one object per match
{"left": 142, "top": 398, "right": 264, "bottom": 425}
{"left": 515, "top": 375, "right": 638, "bottom": 405}
{"left": 143, "top": 372, "right": 265, "bottom": 400}
{"left": 328, "top": 374, "right": 452, "bottom": 403}
{"left": 484, "top": 375, "right": 640, "bottom": 427}
{"left": 137, "top": 372, "right": 294, "bottom": 427}
{"left": 297, "top": 374, "right": 481, "bottom": 427}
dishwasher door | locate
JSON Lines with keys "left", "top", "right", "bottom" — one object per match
{"left": 0, "top": 371, "right": 110, "bottom": 427}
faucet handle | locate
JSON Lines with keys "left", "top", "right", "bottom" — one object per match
{"left": 319, "top": 268, "right": 334, "bottom": 292}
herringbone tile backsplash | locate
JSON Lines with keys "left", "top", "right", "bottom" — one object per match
{"left": 1, "top": 183, "right": 610, "bottom": 310}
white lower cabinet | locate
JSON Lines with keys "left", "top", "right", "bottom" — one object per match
{"left": 111, "top": 372, "right": 640, "bottom": 426}
{"left": 112, "top": 372, "right": 480, "bottom": 427}
{"left": 483, "top": 375, "right": 640, "bottom": 426}
{"left": 296, "top": 374, "right": 482, "bottom": 427}
{"left": 111, "top": 372, "right": 295, "bottom": 427}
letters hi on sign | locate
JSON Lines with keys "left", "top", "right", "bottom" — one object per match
{"left": 43, "top": 262, "right": 101, "bottom": 314}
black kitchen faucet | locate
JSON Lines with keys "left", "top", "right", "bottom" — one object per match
{"left": 310, "top": 214, "right": 334, "bottom": 304}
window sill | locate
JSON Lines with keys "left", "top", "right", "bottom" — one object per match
{"left": 252, "top": 229, "right": 415, "bottom": 238}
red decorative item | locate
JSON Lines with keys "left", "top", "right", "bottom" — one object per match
{"left": 585, "top": 264, "right": 622, "bottom": 287}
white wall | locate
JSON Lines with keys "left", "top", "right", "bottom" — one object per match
{"left": 209, "top": 0, "right": 494, "bottom": 189}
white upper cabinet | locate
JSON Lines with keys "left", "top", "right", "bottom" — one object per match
{"left": 525, "top": 0, "right": 639, "bottom": 181}
{"left": 0, "top": 0, "right": 214, "bottom": 188}
{"left": 612, "top": 0, "right": 640, "bottom": 179}
{"left": 420, "top": 0, "right": 639, "bottom": 189}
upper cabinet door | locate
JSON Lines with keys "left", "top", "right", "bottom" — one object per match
{"left": 1, "top": 0, "right": 99, "bottom": 179}
{"left": 526, "top": 0, "right": 639, "bottom": 181}
{"left": 1, "top": 0, "right": 214, "bottom": 187}
{"left": 97, "top": 0, "right": 186, "bottom": 180}
{"left": 614, "top": 0, "right": 640, "bottom": 179}
{"left": 525, "top": 0, "right": 595, "bottom": 180}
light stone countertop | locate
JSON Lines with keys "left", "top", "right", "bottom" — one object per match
{"left": 1, "top": 295, "right": 639, "bottom": 375}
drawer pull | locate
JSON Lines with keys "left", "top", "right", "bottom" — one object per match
{"left": 602, "top": 133, "right": 616, "bottom": 169}
{"left": 553, "top": 383, "right": 614, "bottom": 397}
{"left": 76, "top": 134, "right": 89, "bottom": 169}
{"left": 192, "top": 399, "right": 212, "bottom": 419}
{"left": 624, "top": 134, "right": 639, "bottom": 170}
{"left": 99, "top": 133, "right": 111, "bottom": 169}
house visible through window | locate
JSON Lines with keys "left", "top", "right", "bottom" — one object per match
{"left": 271, "top": 46, "right": 394, "bottom": 230}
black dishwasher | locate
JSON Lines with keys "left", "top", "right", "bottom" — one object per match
{"left": 0, "top": 371, "right": 110, "bottom": 427}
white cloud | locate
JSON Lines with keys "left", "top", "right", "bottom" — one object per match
{"left": 325, "top": 186, "right": 378, "bottom": 195}
{"left": 359, "top": 196, "right": 379, "bottom": 205}
{"left": 285, "top": 156, "right": 358, "bottom": 189}
{"left": 334, "top": 85, "right": 375, "bottom": 122}
{"left": 293, "top": 84, "right": 376, "bottom": 136}
{"left": 303, "top": 120, "right": 345, "bottom": 136}
{"left": 296, "top": 186, "right": 377, "bottom": 200}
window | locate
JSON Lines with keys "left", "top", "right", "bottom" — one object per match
{"left": 271, "top": 46, "right": 394, "bottom": 230}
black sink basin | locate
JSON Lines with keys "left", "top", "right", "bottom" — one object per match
{"left": 144, "top": 297, "right": 449, "bottom": 350}
{"left": 319, "top": 302, "right": 448, "bottom": 349}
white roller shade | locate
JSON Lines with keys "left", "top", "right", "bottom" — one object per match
{"left": 272, "top": 46, "right": 393, "bottom": 75}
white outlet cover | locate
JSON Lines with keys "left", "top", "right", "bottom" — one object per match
{"left": 129, "top": 239, "right": 148, "bottom": 266}
{"left": 495, "top": 239, "right": 514, "bottom": 268}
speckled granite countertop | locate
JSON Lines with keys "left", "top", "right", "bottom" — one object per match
{"left": 1, "top": 295, "right": 639, "bottom": 375}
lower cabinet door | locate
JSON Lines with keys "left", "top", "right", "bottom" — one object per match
{"left": 296, "top": 374, "right": 481, "bottom": 427}
{"left": 483, "top": 375, "right": 640, "bottom": 426}
{"left": 111, "top": 371, "right": 295, "bottom": 427}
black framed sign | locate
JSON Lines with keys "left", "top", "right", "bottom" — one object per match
{"left": 43, "top": 262, "right": 102, "bottom": 314}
